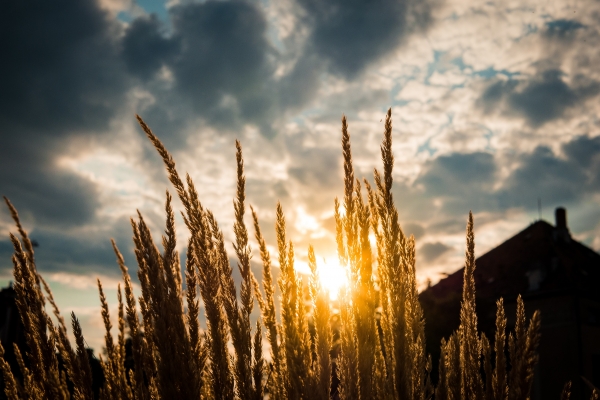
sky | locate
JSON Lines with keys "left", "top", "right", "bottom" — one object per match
{"left": 1, "top": 0, "right": 599, "bottom": 352}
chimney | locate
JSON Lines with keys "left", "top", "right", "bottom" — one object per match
{"left": 555, "top": 207, "right": 567, "bottom": 230}
{"left": 553, "top": 207, "right": 570, "bottom": 242}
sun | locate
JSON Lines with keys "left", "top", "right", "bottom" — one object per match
{"left": 317, "top": 257, "right": 348, "bottom": 301}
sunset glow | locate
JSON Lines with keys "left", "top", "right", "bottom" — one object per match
{"left": 317, "top": 257, "right": 348, "bottom": 301}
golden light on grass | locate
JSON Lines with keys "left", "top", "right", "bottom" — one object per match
{"left": 0, "top": 110, "right": 547, "bottom": 400}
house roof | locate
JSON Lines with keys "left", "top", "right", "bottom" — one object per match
{"left": 421, "top": 211, "right": 600, "bottom": 303}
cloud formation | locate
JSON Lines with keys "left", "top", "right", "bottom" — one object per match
{"left": 420, "top": 241, "right": 452, "bottom": 262}
{"left": 500, "top": 136, "right": 600, "bottom": 206}
{"left": 0, "top": 0, "right": 128, "bottom": 134}
{"left": 480, "top": 70, "right": 599, "bottom": 127}
{"left": 295, "top": 0, "right": 433, "bottom": 78}
{"left": 0, "top": 0, "right": 130, "bottom": 229}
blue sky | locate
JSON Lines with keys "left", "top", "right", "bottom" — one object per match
{"left": 1, "top": 0, "right": 599, "bottom": 351}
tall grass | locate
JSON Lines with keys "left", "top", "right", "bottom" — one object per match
{"left": 1, "top": 109, "right": 584, "bottom": 399}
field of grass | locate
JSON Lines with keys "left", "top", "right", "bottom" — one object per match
{"left": 0, "top": 109, "right": 591, "bottom": 399}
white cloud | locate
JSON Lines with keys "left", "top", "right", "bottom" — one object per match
{"left": 47, "top": 272, "right": 128, "bottom": 291}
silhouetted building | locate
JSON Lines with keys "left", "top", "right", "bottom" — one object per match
{"left": 420, "top": 207, "right": 600, "bottom": 399}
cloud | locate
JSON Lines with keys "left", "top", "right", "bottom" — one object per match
{"left": 47, "top": 271, "right": 131, "bottom": 291}
{"left": 499, "top": 136, "right": 600, "bottom": 207}
{"left": 404, "top": 222, "right": 425, "bottom": 240}
{"left": 479, "top": 70, "right": 599, "bottom": 127}
{"left": 0, "top": 0, "right": 132, "bottom": 228}
{"left": 415, "top": 152, "right": 496, "bottom": 201}
{"left": 419, "top": 241, "right": 452, "bottom": 263}
{"left": 122, "top": 14, "right": 179, "bottom": 81}
{"left": 544, "top": 19, "right": 586, "bottom": 40}
{"left": 170, "top": 1, "right": 274, "bottom": 119}
{"left": 126, "top": 0, "right": 281, "bottom": 140}
{"left": 288, "top": 146, "right": 341, "bottom": 190}
{"left": 407, "top": 134, "right": 600, "bottom": 223}
{"left": 403, "top": 134, "right": 600, "bottom": 230}
{"left": 0, "top": 222, "right": 136, "bottom": 278}
{"left": 0, "top": 145, "right": 101, "bottom": 228}
{"left": 0, "top": 0, "right": 129, "bottom": 135}
{"left": 562, "top": 135, "right": 600, "bottom": 169}
{"left": 478, "top": 79, "right": 519, "bottom": 113}
{"left": 508, "top": 70, "right": 599, "bottom": 126}
{"left": 0, "top": 0, "right": 294, "bottom": 236}
{"left": 473, "top": 14, "right": 600, "bottom": 129}
{"left": 407, "top": 136, "right": 600, "bottom": 219}
{"left": 500, "top": 146, "right": 585, "bottom": 206}
{"left": 295, "top": 0, "right": 434, "bottom": 79}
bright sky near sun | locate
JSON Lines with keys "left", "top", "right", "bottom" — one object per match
{"left": 1, "top": 0, "right": 599, "bottom": 351}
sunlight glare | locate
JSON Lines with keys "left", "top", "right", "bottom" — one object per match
{"left": 318, "top": 257, "right": 348, "bottom": 301}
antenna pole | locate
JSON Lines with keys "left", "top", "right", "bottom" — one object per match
{"left": 538, "top": 198, "right": 542, "bottom": 220}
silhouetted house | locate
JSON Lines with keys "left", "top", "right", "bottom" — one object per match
{"left": 420, "top": 207, "right": 600, "bottom": 399}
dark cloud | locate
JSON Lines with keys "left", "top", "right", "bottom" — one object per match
{"left": 275, "top": 54, "right": 324, "bottom": 113}
{"left": 398, "top": 135, "right": 597, "bottom": 222}
{"left": 0, "top": 221, "right": 135, "bottom": 278}
{"left": 403, "top": 222, "right": 425, "bottom": 240}
{"left": 0, "top": 0, "right": 129, "bottom": 135}
{"left": 416, "top": 152, "right": 496, "bottom": 198}
{"left": 500, "top": 146, "right": 584, "bottom": 206}
{"left": 479, "top": 79, "right": 518, "bottom": 113}
{"left": 478, "top": 70, "right": 599, "bottom": 126}
{"left": 0, "top": 240, "right": 12, "bottom": 276}
{"left": 361, "top": 128, "right": 600, "bottom": 245}
{"left": 170, "top": 1, "right": 273, "bottom": 116}
{"left": 0, "top": 148, "right": 101, "bottom": 228}
{"left": 295, "top": 0, "right": 433, "bottom": 79}
{"left": 499, "top": 136, "right": 600, "bottom": 208}
{"left": 409, "top": 135, "right": 600, "bottom": 220}
{"left": 123, "top": 0, "right": 432, "bottom": 142}
{"left": 0, "top": 0, "right": 132, "bottom": 228}
{"left": 0, "top": 0, "right": 285, "bottom": 234}
{"left": 419, "top": 241, "right": 451, "bottom": 262}
{"left": 388, "top": 179, "right": 437, "bottom": 222}
{"left": 561, "top": 135, "right": 600, "bottom": 169}
{"left": 131, "top": 0, "right": 278, "bottom": 138}
{"left": 507, "top": 70, "right": 597, "bottom": 126}
{"left": 122, "top": 14, "right": 179, "bottom": 81}
{"left": 544, "top": 19, "right": 586, "bottom": 39}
